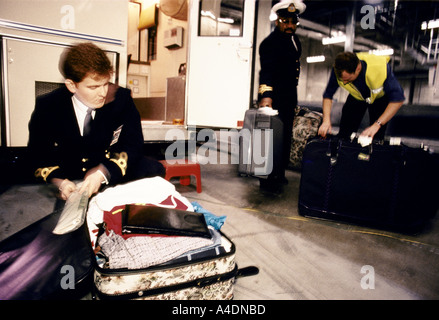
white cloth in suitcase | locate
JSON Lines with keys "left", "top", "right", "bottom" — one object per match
{"left": 87, "top": 178, "right": 260, "bottom": 300}
{"left": 87, "top": 177, "right": 225, "bottom": 269}
{"left": 87, "top": 177, "right": 194, "bottom": 248}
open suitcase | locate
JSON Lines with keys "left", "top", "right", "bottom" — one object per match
{"left": 238, "top": 108, "right": 283, "bottom": 177}
{"left": 298, "top": 136, "right": 439, "bottom": 233}
{"left": 93, "top": 228, "right": 257, "bottom": 300}
{"left": 0, "top": 178, "right": 258, "bottom": 300}
{"left": 87, "top": 177, "right": 259, "bottom": 300}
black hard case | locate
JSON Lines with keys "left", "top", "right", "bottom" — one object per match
{"left": 298, "top": 137, "right": 439, "bottom": 233}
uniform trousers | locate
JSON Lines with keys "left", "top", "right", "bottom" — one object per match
{"left": 338, "top": 95, "right": 389, "bottom": 140}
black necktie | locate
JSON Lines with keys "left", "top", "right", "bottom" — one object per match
{"left": 83, "top": 108, "right": 93, "bottom": 136}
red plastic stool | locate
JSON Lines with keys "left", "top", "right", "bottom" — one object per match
{"left": 159, "top": 159, "right": 202, "bottom": 193}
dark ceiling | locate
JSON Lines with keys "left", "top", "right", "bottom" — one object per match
{"left": 296, "top": 0, "right": 439, "bottom": 68}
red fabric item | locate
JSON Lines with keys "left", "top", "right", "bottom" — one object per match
{"left": 102, "top": 195, "right": 189, "bottom": 239}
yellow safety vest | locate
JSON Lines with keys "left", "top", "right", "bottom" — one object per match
{"left": 336, "top": 52, "right": 390, "bottom": 104}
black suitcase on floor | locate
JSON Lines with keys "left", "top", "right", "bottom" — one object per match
{"left": 298, "top": 136, "right": 439, "bottom": 233}
{"left": 238, "top": 108, "right": 283, "bottom": 177}
{"left": 0, "top": 209, "right": 94, "bottom": 300}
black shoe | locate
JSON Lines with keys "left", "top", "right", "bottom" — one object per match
{"left": 268, "top": 175, "right": 288, "bottom": 185}
{"left": 259, "top": 179, "right": 283, "bottom": 195}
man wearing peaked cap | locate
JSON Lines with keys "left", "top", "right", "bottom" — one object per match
{"left": 257, "top": 0, "right": 305, "bottom": 193}
{"left": 271, "top": 0, "right": 306, "bottom": 16}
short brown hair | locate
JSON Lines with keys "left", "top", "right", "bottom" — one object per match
{"left": 334, "top": 52, "right": 359, "bottom": 78}
{"left": 60, "top": 42, "right": 113, "bottom": 83}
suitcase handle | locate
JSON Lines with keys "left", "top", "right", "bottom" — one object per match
{"left": 325, "top": 137, "right": 343, "bottom": 166}
{"left": 93, "top": 265, "right": 260, "bottom": 300}
{"left": 198, "top": 265, "right": 259, "bottom": 287}
{"left": 326, "top": 135, "right": 375, "bottom": 164}
{"left": 235, "top": 266, "right": 259, "bottom": 278}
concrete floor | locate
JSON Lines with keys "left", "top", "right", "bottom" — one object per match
{"left": 1, "top": 148, "right": 439, "bottom": 300}
{"left": 180, "top": 161, "right": 439, "bottom": 300}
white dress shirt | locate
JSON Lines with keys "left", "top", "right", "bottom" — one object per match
{"left": 71, "top": 95, "right": 95, "bottom": 136}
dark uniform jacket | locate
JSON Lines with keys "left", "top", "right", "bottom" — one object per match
{"left": 28, "top": 84, "right": 144, "bottom": 185}
{"left": 258, "top": 28, "right": 302, "bottom": 173}
{"left": 258, "top": 27, "right": 301, "bottom": 116}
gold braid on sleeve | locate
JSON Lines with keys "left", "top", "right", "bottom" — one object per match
{"left": 34, "top": 166, "right": 60, "bottom": 182}
{"left": 109, "top": 152, "right": 128, "bottom": 176}
{"left": 258, "top": 84, "right": 273, "bottom": 95}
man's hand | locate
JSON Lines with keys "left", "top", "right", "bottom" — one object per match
{"left": 359, "top": 101, "right": 403, "bottom": 141}
{"left": 259, "top": 97, "right": 273, "bottom": 108}
{"left": 57, "top": 179, "right": 77, "bottom": 200}
{"left": 78, "top": 167, "right": 106, "bottom": 197}
{"left": 78, "top": 165, "right": 109, "bottom": 197}
{"left": 360, "top": 122, "right": 381, "bottom": 140}
{"left": 318, "top": 120, "right": 332, "bottom": 138}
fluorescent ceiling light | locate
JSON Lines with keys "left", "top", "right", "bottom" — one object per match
{"left": 421, "top": 19, "right": 439, "bottom": 30}
{"left": 322, "top": 35, "right": 346, "bottom": 45}
{"left": 201, "top": 10, "right": 216, "bottom": 20}
{"left": 201, "top": 10, "right": 233, "bottom": 24}
{"left": 306, "top": 55, "right": 326, "bottom": 63}
{"left": 369, "top": 49, "right": 394, "bottom": 56}
{"left": 218, "top": 17, "right": 234, "bottom": 24}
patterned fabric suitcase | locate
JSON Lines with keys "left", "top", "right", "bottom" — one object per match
{"left": 289, "top": 106, "right": 322, "bottom": 170}
{"left": 92, "top": 232, "right": 257, "bottom": 300}
{"left": 86, "top": 177, "right": 258, "bottom": 300}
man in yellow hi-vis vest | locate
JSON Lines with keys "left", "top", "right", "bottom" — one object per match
{"left": 318, "top": 51, "right": 405, "bottom": 140}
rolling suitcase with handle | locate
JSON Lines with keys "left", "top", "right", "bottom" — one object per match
{"left": 238, "top": 108, "right": 283, "bottom": 178}
{"left": 298, "top": 136, "right": 439, "bottom": 233}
